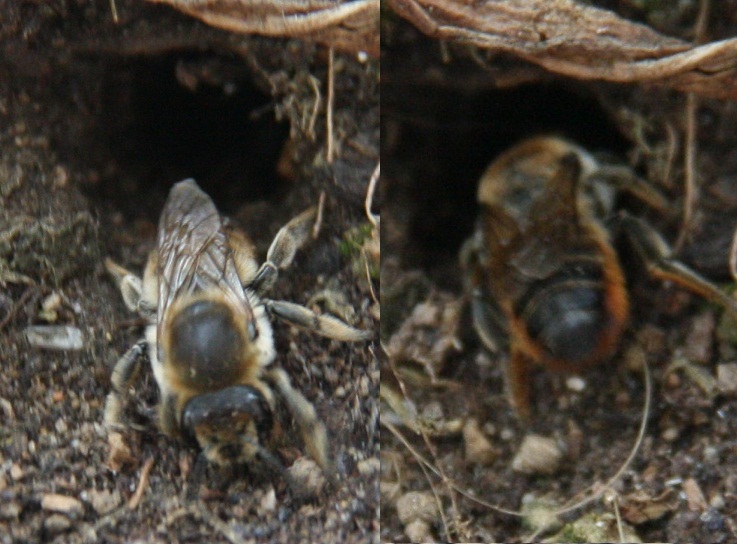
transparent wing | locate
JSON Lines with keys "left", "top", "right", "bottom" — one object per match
{"left": 155, "top": 179, "right": 253, "bottom": 354}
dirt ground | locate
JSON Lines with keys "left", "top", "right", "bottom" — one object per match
{"left": 0, "top": 0, "right": 379, "bottom": 543}
{"left": 380, "top": 2, "right": 737, "bottom": 544}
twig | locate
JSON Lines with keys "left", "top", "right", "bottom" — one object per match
{"left": 365, "top": 162, "right": 380, "bottom": 227}
{"left": 729, "top": 224, "right": 737, "bottom": 282}
{"left": 0, "top": 285, "right": 39, "bottom": 331}
{"left": 326, "top": 48, "right": 336, "bottom": 164}
{"left": 128, "top": 456, "right": 155, "bottom": 509}
{"left": 675, "top": 92, "right": 698, "bottom": 251}
{"left": 312, "top": 191, "right": 326, "bottom": 239}
{"left": 307, "top": 75, "right": 322, "bottom": 141}
{"left": 109, "top": 0, "right": 119, "bottom": 23}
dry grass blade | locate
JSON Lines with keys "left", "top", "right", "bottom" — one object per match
{"left": 147, "top": 0, "right": 380, "bottom": 56}
{"left": 388, "top": 0, "right": 737, "bottom": 100}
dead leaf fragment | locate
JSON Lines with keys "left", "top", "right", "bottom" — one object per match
{"left": 148, "top": 0, "right": 380, "bottom": 56}
{"left": 388, "top": 0, "right": 737, "bottom": 100}
{"left": 619, "top": 489, "right": 679, "bottom": 525}
{"left": 682, "top": 477, "right": 708, "bottom": 512}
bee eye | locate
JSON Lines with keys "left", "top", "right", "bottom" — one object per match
{"left": 247, "top": 321, "right": 258, "bottom": 341}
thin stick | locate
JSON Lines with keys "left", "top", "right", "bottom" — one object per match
{"left": 729, "top": 224, "right": 737, "bottom": 282}
{"left": 365, "top": 162, "right": 380, "bottom": 227}
{"left": 675, "top": 93, "right": 698, "bottom": 251}
{"left": 307, "top": 75, "right": 321, "bottom": 140}
{"left": 312, "top": 191, "right": 326, "bottom": 239}
{"left": 326, "top": 48, "right": 335, "bottom": 163}
{"left": 128, "top": 457, "right": 155, "bottom": 509}
{"left": 676, "top": 0, "right": 709, "bottom": 250}
{"left": 0, "top": 286, "right": 39, "bottom": 331}
{"left": 109, "top": 0, "right": 119, "bottom": 23}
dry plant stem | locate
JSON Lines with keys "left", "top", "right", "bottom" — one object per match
{"left": 675, "top": 93, "right": 698, "bottom": 252}
{"left": 326, "top": 48, "right": 336, "bottom": 164}
{"left": 312, "top": 191, "right": 326, "bottom": 239}
{"left": 307, "top": 75, "right": 322, "bottom": 141}
{"left": 109, "top": 0, "right": 119, "bottom": 23}
{"left": 128, "top": 456, "right": 156, "bottom": 509}
{"left": 676, "top": 1, "right": 708, "bottom": 251}
{"left": 365, "top": 162, "right": 379, "bottom": 227}
{"left": 0, "top": 286, "right": 40, "bottom": 331}
{"left": 148, "top": 0, "right": 380, "bottom": 56}
{"left": 387, "top": 0, "right": 737, "bottom": 100}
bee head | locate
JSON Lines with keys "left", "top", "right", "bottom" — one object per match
{"left": 180, "top": 385, "right": 273, "bottom": 465}
{"left": 164, "top": 293, "right": 259, "bottom": 391}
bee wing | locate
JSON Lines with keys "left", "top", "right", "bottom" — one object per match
{"left": 156, "top": 180, "right": 253, "bottom": 354}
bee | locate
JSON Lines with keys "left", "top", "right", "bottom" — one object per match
{"left": 462, "top": 136, "right": 737, "bottom": 418}
{"left": 104, "top": 179, "right": 370, "bottom": 473}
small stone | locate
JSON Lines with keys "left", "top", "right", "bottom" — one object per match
{"left": 44, "top": 513, "right": 71, "bottom": 534}
{"left": 10, "top": 464, "right": 23, "bottom": 481}
{"left": 512, "top": 434, "right": 563, "bottom": 475}
{"left": 717, "top": 363, "right": 737, "bottom": 394}
{"left": 405, "top": 519, "right": 435, "bottom": 543}
{"left": 357, "top": 457, "right": 380, "bottom": 476}
{"left": 259, "top": 487, "right": 277, "bottom": 513}
{"left": 286, "top": 457, "right": 325, "bottom": 498}
{"left": 41, "top": 494, "right": 84, "bottom": 518}
{"left": 565, "top": 376, "right": 586, "bottom": 392}
{"left": 0, "top": 501, "right": 21, "bottom": 520}
{"left": 662, "top": 427, "right": 679, "bottom": 442}
{"left": 395, "top": 491, "right": 438, "bottom": 526}
{"left": 463, "top": 418, "right": 497, "bottom": 465}
{"left": 25, "top": 325, "right": 84, "bottom": 351}
{"left": 87, "top": 489, "right": 122, "bottom": 515}
{"left": 107, "top": 432, "right": 136, "bottom": 472}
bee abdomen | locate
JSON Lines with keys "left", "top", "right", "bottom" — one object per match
{"left": 515, "top": 263, "right": 614, "bottom": 365}
{"left": 168, "top": 299, "right": 246, "bottom": 390}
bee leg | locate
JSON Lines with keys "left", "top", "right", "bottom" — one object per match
{"left": 104, "top": 339, "right": 148, "bottom": 428}
{"left": 617, "top": 213, "right": 737, "bottom": 315}
{"left": 251, "top": 207, "right": 318, "bottom": 293}
{"left": 264, "top": 299, "right": 371, "bottom": 341}
{"left": 185, "top": 452, "right": 208, "bottom": 501}
{"left": 264, "top": 367, "right": 334, "bottom": 483}
{"left": 506, "top": 345, "right": 534, "bottom": 421}
{"left": 460, "top": 235, "right": 507, "bottom": 353}
{"left": 158, "top": 391, "right": 179, "bottom": 438}
{"left": 104, "top": 258, "right": 144, "bottom": 313}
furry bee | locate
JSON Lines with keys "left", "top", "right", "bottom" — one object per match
{"left": 105, "top": 179, "right": 370, "bottom": 472}
{"left": 462, "top": 136, "right": 737, "bottom": 418}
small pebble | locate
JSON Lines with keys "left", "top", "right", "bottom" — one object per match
{"left": 405, "top": 519, "right": 435, "bottom": 544}
{"left": 259, "top": 487, "right": 277, "bottom": 513}
{"left": 41, "top": 494, "right": 84, "bottom": 518}
{"left": 565, "top": 376, "right": 586, "bottom": 392}
{"left": 512, "top": 434, "right": 563, "bottom": 475}
{"left": 86, "top": 489, "right": 122, "bottom": 515}
{"left": 662, "top": 427, "right": 679, "bottom": 442}
{"left": 25, "top": 325, "right": 84, "bottom": 351}
{"left": 286, "top": 457, "right": 325, "bottom": 497}
{"left": 463, "top": 418, "right": 497, "bottom": 465}
{"left": 717, "top": 363, "right": 737, "bottom": 394}
{"left": 395, "top": 491, "right": 438, "bottom": 526}
{"left": 357, "top": 457, "right": 380, "bottom": 476}
{"left": 44, "top": 513, "right": 71, "bottom": 534}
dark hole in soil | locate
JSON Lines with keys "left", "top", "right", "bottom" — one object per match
{"left": 67, "top": 52, "right": 290, "bottom": 220}
{"left": 383, "top": 81, "right": 628, "bottom": 286}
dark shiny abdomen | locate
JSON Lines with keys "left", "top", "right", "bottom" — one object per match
{"left": 516, "top": 263, "right": 607, "bottom": 364}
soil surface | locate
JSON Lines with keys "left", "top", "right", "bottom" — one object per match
{"left": 380, "top": 3, "right": 737, "bottom": 544}
{"left": 0, "top": 0, "right": 379, "bottom": 543}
